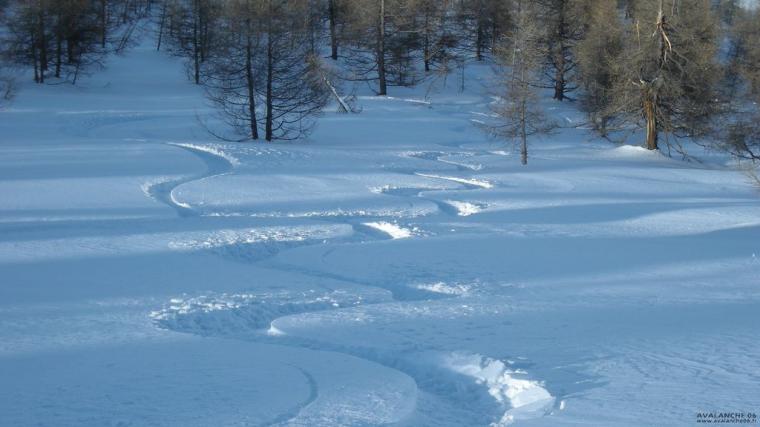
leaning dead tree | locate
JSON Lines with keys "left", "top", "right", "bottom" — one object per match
{"left": 609, "top": 0, "right": 720, "bottom": 151}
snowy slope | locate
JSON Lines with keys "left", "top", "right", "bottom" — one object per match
{"left": 1, "top": 28, "right": 759, "bottom": 427}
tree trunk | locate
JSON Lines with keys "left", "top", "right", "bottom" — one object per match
{"left": 100, "top": 0, "right": 107, "bottom": 48}
{"left": 520, "top": 98, "right": 528, "bottom": 165}
{"left": 157, "top": 2, "right": 166, "bottom": 51}
{"left": 67, "top": 38, "right": 75, "bottom": 63}
{"left": 265, "top": 6, "right": 274, "bottom": 141}
{"left": 55, "top": 16, "right": 62, "bottom": 78}
{"left": 553, "top": 55, "right": 565, "bottom": 101}
{"left": 200, "top": 5, "right": 208, "bottom": 62}
{"left": 644, "top": 88, "right": 658, "bottom": 150}
{"left": 192, "top": 4, "right": 200, "bottom": 85}
{"left": 600, "top": 115, "right": 608, "bottom": 138}
{"left": 475, "top": 19, "right": 483, "bottom": 61}
{"left": 423, "top": 13, "right": 430, "bottom": 72}
{"left": 377, "top": 0, "right": 387, "bottom": 95}
{"left": 553, "top": 4, "right": 567, "bottom": 100}
{"left": 31, "top": 30, "right": 40, "bottom": 83}
{"left": 37, "top": 4, "right": 47, "bottom": 77}
{"left": 328, "top": 0, "right": 338, "bottom": 60}
{"left": 245, "top": 27, "right": 258, "bottom": 141}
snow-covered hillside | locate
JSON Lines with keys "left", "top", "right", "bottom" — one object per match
{"left": 1, "top": 29, "right": 759, "bottom": 427}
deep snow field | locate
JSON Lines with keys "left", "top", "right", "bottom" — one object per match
{"left": 1, "top": 30, "right": 760, "bottom": 427}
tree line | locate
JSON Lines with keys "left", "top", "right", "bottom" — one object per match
{"left": 0, "top": 0, "right": 151, "bottom": 85}
{"left": 1, "top": 0, "right": 759, "bottom": 163}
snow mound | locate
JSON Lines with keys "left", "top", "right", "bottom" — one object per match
{"left": 445, "top": 353, "right": 555, "bottom": 426}
{"left": 363, "top": 221, "right": 415, "bottom": 239}
{"left": 444, "top": 200, "right": 483, "bottom": 216}
{"left": 601, "top": 144, "right": 663, "bottom": 160}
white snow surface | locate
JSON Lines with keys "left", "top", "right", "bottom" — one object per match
{"left": 1, "top": 26, "right": 760, "bottom": 427}
{"left": 363, "top": 221, "right": 415, "bottom": 239}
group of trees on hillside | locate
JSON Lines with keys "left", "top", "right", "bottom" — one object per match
{"left": 0, "top": 0, "right": 759, "bottom": 164}
{"left": 491, "top": 0, "right": 760, "bottom": 164}
{"left": 0, "top": 0, "right": 151, "bottom": 84}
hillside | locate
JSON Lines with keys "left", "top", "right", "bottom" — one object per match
{"left": 1, "top": 23, "right": 760, "bottom": 427}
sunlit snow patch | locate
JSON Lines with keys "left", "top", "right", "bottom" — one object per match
{"left": 415, "top": 172, "right": 493, "bottom": 189}
{"left": 362, "top": 221, "right": 415, "bottom": 239}
{"left": 444, "top": 200, "right": 483, "bottom": 216}
{"left": 445, "top": 353, "right": 555, "bottom": 426}
{"left": 413, "top": 282, "right": 472, "bottom": 296}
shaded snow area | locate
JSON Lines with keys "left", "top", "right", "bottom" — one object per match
{"left": 2, "top": 30, "right": 760, "bottom": 427}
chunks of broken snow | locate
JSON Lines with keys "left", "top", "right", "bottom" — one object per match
{"left": 444, "top": 200, "right": 483, "bottom": 216}
{"left": 444, "top": 352, "right": 555, "bottom": 426}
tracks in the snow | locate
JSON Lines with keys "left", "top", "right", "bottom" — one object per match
{"left": 148, "top": 143, "right": 553, "bottom": 426}
{"left": 145, "top": 142, "right": 236, "bottom": 217}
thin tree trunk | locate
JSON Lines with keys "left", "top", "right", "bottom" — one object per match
{"left": 245, "top": 26, "right": 258, "bottom": 140}
{"left": 377, "top": 0, "right": 387, "bottom": 95}
{"left": 200, "top": 6, "right": 208, "bottom": 62}
{"left": 423, "top": 13, "right": 430, "bottom": 72}
{"left": 38, "top": 4, "right": 47, "bottom": 77}
{"left": 157, "top": 2, "right": 166, "bottom": 51}
{"left": 100, "top": 0, "right": 107, "bottom": 48}
{"left": 192, "top": 2, "right": 200, "bottom": 85}
{"left": 553, "top": 4, "right": 567, "bottom": 100}
{"left": 553, "top": 51, "right": 565, "bottom": 100}
{"left": 31, "top": 30, "right": 40, "bottom": 83}
{"left": 55, "top": 15, "right": 62, "bottom": 78}
{"left": 265, "top": 4, "right": 274, "bottom": 141}
{"left": 644, "top": 89, "right": 658, "bottom": 150}
{"left": 520, "top": 98, "right": 528, "bottom": 165}
{"left": 67, "top": 38, "right": 75, "bottom": 63}
{"left": 329, "top": 0, "right": 338, "bottom": 60}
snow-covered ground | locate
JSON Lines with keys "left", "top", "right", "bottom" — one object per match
{"left": 1, "top": 30, "right": 759, "bottom": 427}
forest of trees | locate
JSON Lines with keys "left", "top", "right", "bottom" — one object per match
{"left": 0, "top": 0, "right": 759, "bottom": 162}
